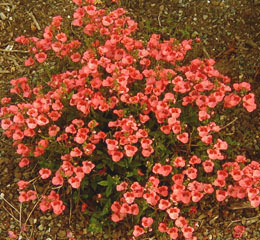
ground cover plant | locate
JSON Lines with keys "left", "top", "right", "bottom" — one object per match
{"left": 0, "top": 0, "right": 259, "bottom": 239}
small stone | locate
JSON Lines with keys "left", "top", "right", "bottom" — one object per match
{"left": 38, "top": 224, "right": 44, "bottom": 231}
{"left": 192, "top": 31, "right": 199, "bottom": 38}
{"left": 57, "top": 230, "right": 67, "bottom": 238}
{"left": 0, "top": 12, "right": 7, "bottom": 20}
{"left": 203, "top": 15, "right": 208, "bottom": 20}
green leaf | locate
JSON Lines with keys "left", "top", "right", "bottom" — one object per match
{"left": 107, "top": 174, "right": 113, "bottom": 186}
{"left": 105, "top": 185, "right": 113, "bottom": 197}
{"left": 98, "top": 180, "right": 108, "bottom": 186}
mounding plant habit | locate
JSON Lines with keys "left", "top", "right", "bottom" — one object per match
{"left": 1, "top": 0, "right": 259, "bottom": 239}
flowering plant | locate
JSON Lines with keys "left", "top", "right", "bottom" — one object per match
{"left": 1, "top": 0, "right": 259, "bottom": 239}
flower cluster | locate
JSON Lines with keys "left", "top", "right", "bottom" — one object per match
{"left": 1, "top": 0, "right": 258, "bottom": 239}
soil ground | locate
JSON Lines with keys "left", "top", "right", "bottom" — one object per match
{"left": 0, "top": 0, "right": 260, "bottom": 239}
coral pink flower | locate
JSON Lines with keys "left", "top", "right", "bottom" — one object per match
{"left": 70, "top": 147, "right": 83, "bottom": 157}
{"left": 18, "top": 191, "right": 28, "bottom": 202}
{"left": 158, "top": 222, "right": 168, "bottom": 233}
{"left": 204, "top": 184, "right": 214, "bottom": 194}
{"left": 175, "top": 216, "right": 188, "bottom": 228}
{"left": 217, "top": 170, "right": 229, "bottom": 180}
{"left": 159, "top": 165, "right": 173, "bottom": 177}
{"left": 71, "top": 52, "right": 81, "bottom": 62}
{"left": 124, "top": 144, "right": 138, "bottom": 157}
{"left": 120, "top": 203, "right": 131, "bottom": 214}
{"left": 35, "top": 52, "right": 47, "bottom": 63}
{"left": 235, "top": 155, "right": 247, "bottom": 163}
{"left": 249, "top": 195, "right": 260, "bottom": 207}
{"left": 247, "top": 188, "right": 259, "bottom": 199}
{"left": 83, "top": 143, "right": 96, "bottom": 155}
{"left": 191, "top": 191, "right": 204, "bottom": 202}
{"left": 184, "top": 167, "right": 197, "bottom": 180}
{"left": 124, "top": 192, "right": 135, "bottom": 204}
{"left": 242, "top": 93, "right": 256, "bottom": 112}
{"left": 214, "top": 139, "right": 228, "bottom": 150}
{"left": 142, "top": 145, "right": 154, "bottom": 157}
{"left": 106, "top": 139, "right": 118, "bottom": 151}
{"left": 143, "top": 191, "right": 159, "bottom": 206}
{"left": 48, "top": 124, "right": 60, "bottom": 137}
{"left": 82, "top": 160, "right": 95, "bottom": 174}
{"left": 37, "top": 114, "right": 49, "bottom": 126}
{"left": 111, "top": 150, "right": 124, "bottom": 162}
{"left": 172, "top": 174, "right": 184, "bottom": 185}
{"left": 51, "top": 200, "right": 65, "bottom": 215}
{"left": 224, "top": 93, "right": 241, "bottom": 108}
{"left": 181, "top": 190, "right": 191, "bottom": 204}
{"left": 152, "top": 163, "right": 162, "bottom": 174}
{"left": 140, "top": 138, "right": 153, "bottom": 148}
{"left": 201, "top": 134, "right": 213, "bottom": 145}
{"left": 52, "top": 174, "right": 64, "bottom": 185}
{"left": 216, "top": 190, "right": 228, "bottom": 201}
{"left": 27, "top": 190, "right": 37, "bottom": 201}
{"left": 177, "top": 132, "right": 189, "bottom": 144}
{"left": 167, "top": 227, "right": 178, "bottom": 239}
{"left": 141, "top": 217, "right": 153, "bottom": 228}
{"left": 182, "top": 226, "right": 194, "bottom": 239}
{"left": 130, "top": 203, "right": 139, "bottom": 215}
{"left": 174, "top": 156, "right": 186, "bottom": 168}
{"left": 189, "top": 155, "right": 201, "bottom": 165}
{"left": 202, "top": 160, "right": 214, "bottom": 173}
{"left": 19, "top": 158, "right": 30, "bottom": 168}
{"left": 8, "top": 230, "right": 18, "bottom": 239}
{"left": 111, "top": 212, "right": 124, "bottom": 222}
{"left": 26, "top": 118, "right": 38, "bottom": 129}
{"left": 133, "top": 225, "right": 145, "bottom": 238}
{"left": 166, "top": 207, "right": 180, "bottom": 220}
{"left": 1, "top": 118, "right": 13, "bottom": 130}
{"left": 39, "top": 168, "right": 52, "bottom": 179}
{"left": 73, "top": 166, "right": 85, "bottom": 180}
{"left": 233, "top": 225, "right": 245, "bottom": 239}
{"left": 17, "top": 180, "right": 29, "bottom": 190}
{"left": 139, "top": 114, "right": 150, "bottom": 123}
{"left": 111, "top": 201, "right": 121, "bottom": 213}
{"left": 158, "top": 199, "right": 171, "bottom": 210}
{"left": 68, "top": 176, "right": 81, "bottom": 188}
{"left": 116, "top": 181, "right": 128, "bottom": 191}
{"left": 157, "top": 186, "right": 168, "bottom": 197}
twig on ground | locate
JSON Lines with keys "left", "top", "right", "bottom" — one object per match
{"left": 0, "top": 70, "right": 11, "bottom": 74}
{"left": 69, "top": 198, "right": 72, "bottom": 225}
{"left": 2, "top": 205, "right": 20, "bottom": 223}
{"left": 202, "top": 46, "right": 211, "bottom": 59}
{"left": 0, "top": 193, "right": 20, "bottom": 214}
{"left": 221, "top": 117, "right": 238, "bottom": 130}
{"left": 24, "top": 197, "right": 42, "bottom": 226}
{"left": 0, "top": 48, "right": 28, "bottom": 53}
{"left": 158, "top": 5, "right": 164, "bottom": 27}
{"left": 20, "top": 203, "right": 22, "bottom": 228}
{"left": 26, "top": 11, "right": 41, "bottom": 30}
{"left": 227, "top": 219, "right": 241, "bottom": 228}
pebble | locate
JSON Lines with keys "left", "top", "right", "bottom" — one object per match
{"left": 57, "top": 230, "right": 67, "bottom": 238}
{"left": 192, "top": 31, "right": 199, "bottom": 38}
{"left": 0, "top": 12, "right": 7, "bottom": 20}
{"left": 38, "top": 224, "right": 44, "bottom": 231}
{"left": 203, "top": 15, "right": 208, "bottom": 20}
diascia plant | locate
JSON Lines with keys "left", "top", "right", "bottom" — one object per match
{"left": 1, "top": 0, "right": 259, "bottom": 239}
